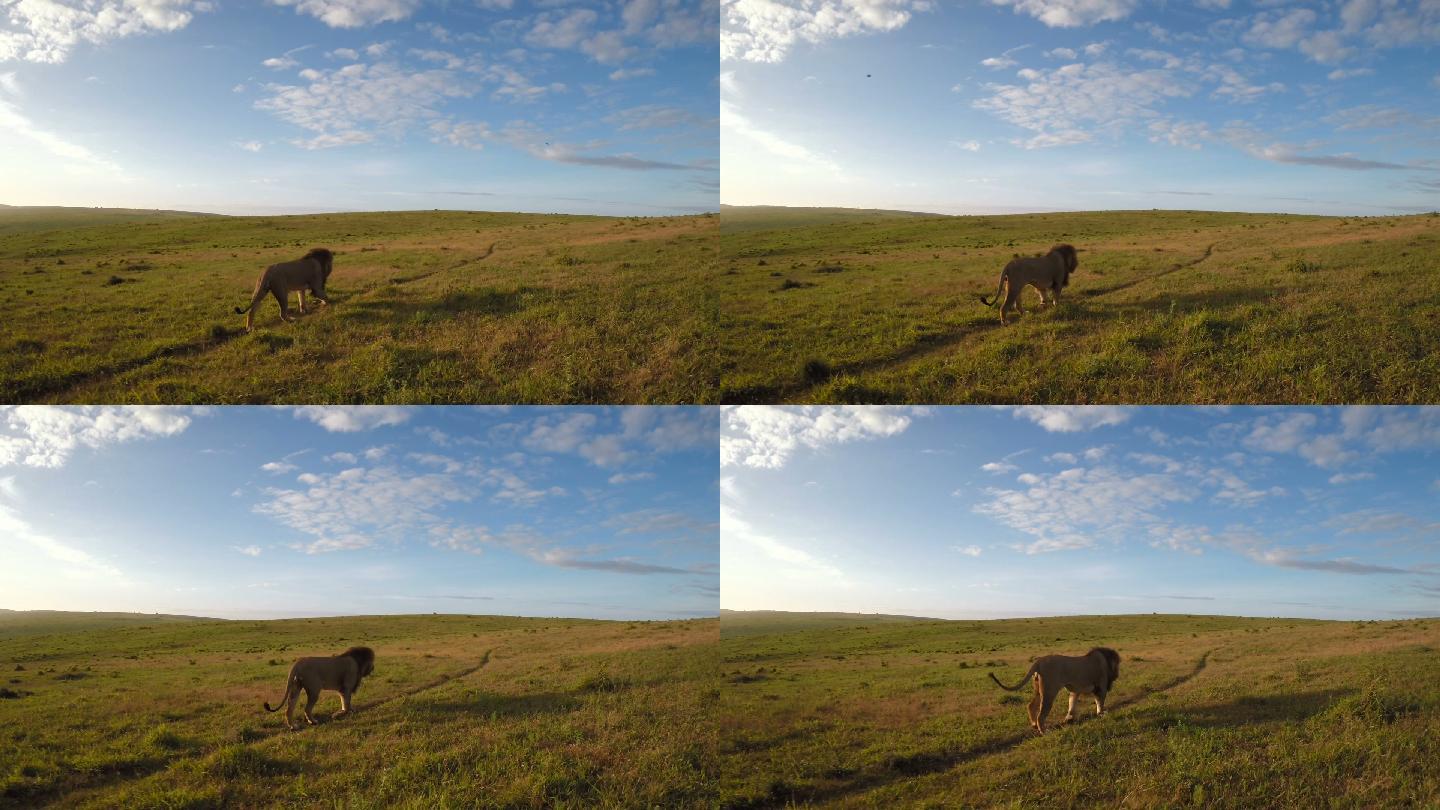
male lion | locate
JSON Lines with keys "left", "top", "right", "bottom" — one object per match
{"left": 263, "top": 645, "right": 374, "bottom": 730}
{"left": 978, "top": 243, "right": 1079, "bottom": 325}
{"left": 988, "top": 646, "right": 1119, "bottom": 735}
{"left": 234, "top": 248, "right": 334, "bottom": 332}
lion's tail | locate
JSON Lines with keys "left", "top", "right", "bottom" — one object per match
{"left": 988, "top": 665, "right": 1037, "bottom": 692}
{"left": 263, "top": 675, "right": 296, "bottom": 712}
{"left": 979, "top": 271, "right": 1007, "bottom": 307}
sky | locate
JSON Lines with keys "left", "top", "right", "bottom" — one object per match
{"left": 722, "top": 405, "right": 1440, "bottom": 620}
{"left": 0, "top": 0, "right": 718, "bottom": 216}
{"left": 0, "top": 405, "right": 718, "bottom": 620}
{"left": 721, "top": 0, "right": 1440, "bottom": 215}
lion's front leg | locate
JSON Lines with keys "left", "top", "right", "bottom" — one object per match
{"left": 295, "top": 289, "right": 307, "bottom": 314}
{"left": 1094, "top": 689, "right": 1106, "bottom": 716}
{"left": 1064, "top": 691, "right": 1078, "bottom": 723}
{"left": 335, "top": 689, "right": 353, "bottom": 718}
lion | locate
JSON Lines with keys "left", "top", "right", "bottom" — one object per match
{"left": 263, "top": 645, "right": 374, "bottom": 730}
{"left": 234, "top": 248, "right": 334, "bottom": 332}
{"left": 988, "top": 646, "right": 1119, "bottom": 735}
{"left": 978, "top": 243, "right": 1079, "bottom": 325}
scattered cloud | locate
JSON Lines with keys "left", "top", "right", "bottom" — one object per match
{"left": 292, "top": 406, "right": 412, "bottom": 433}
{"left": 989, "top": 0, "right": 1138, "bottom": 28}
{"left": 1009, "top": 406, "right": 1131, "bottom": 433}
{"left": 722, "top": 0, "right": 923, "bottom": 63}
{"left": 270, "top": 0, "right": 423, "bottom": 28}
{"left": 722, "top": 405, "right": 920, "bottom": 469}
{"left": 0, "top": 0, "right": 208, "bottom": 64}
{"left": 0, "top": 406, "right": 192, "bottom": 469}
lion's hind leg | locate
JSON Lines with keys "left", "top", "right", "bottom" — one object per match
{"left": 1028, "top": 673, "right": 1044, "bottom": 733}
{"left": 301, "top": 685, "right": 319, "bottom": 725}
{"left": 272, "top": 287, "right": 296, "bottom": 324}
{"left": 284, "top": 683, "right": 301, "bottom": 730}
{"left": 1001, "top": 282, "right": 1021, "bottom": 326}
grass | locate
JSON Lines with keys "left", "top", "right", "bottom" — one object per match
{"left": 0, "top": 611, "right": 717, "bottom": 808}
{"left": 0, "top": 206, "right": 717, "bottom": 404}
{"left": 719, "top": 610, "right": 1440, "bottom": 808}
{"left": 719, "top": 207, "right": 1440, "bottom": 403}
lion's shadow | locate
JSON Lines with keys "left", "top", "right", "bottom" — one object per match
{"left": 1140, "top": 688, "right": 1354, "bottom": 731}
{"left": 344, "top": 285, "right": 561, "bottom": 322}
{"left": 401, "top": 689, "right": 586, "bottom": 720}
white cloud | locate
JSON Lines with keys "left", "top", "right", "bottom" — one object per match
{"left": 236, "top": 140, "right": 263, "bottom": 152}
{"left": 1329, "top": 472, "right": 1376, "bottom": 485}
{"left": 1009, "top": 406, "right": 1131, "bottom": 433}
{"left": 721, "top": 405, "right": 919, "bottom": 469}
{"left": 256, "top": 61, "right": 478, "bottom": 150}
{"left": 263, "top": 56, "right": 299, "bottom": 70}
{"left": 974, "top": 464, "right": 1196, "bottom": 554}
{"left": 954, "top": 544, "right": 982, "bottom": 556}
{"left": 951, "top": 139, "right": 981, "bottom": 151}
{"left": 329, "top": 47, "right": 359, "bottom": 60}
{"left": 261, "top": 461, "right": 297, "bottom": 474}
{"left": 981, "top": 55, "right": 1017, "bottom": 69}
{"left": 610, "top": 66, "right": 656, "bottom": 80}
{"left": 270, "top": 0, "right": 422, "bottom": 28}
{"left": 989, "top": 0, "right": 1137, "bottom": 28}
{"left": 721, "top": 97, "right": 842, "bottom": 176}
{"left": 722, "top": 502, "right": 846, "bottom": 582}
{"left": 976, "top": 61, "right": 1193, "bottom": 149}
{"left": 721, "top": 0, "right": 922, "bottom": 63}
{"left": 0, "top": 95, "right": 125, "bottom": 177}
{"left": 1045, "top": 46, "right": 1076, "bottom": 58}
{"left": 292, "top": 406, "right": 412, "bottom": 432}
{"left": 609, "top": 471, "right": 656, "bottom": 484}
{"left": 0, "top": 503, "right": 126, "bottom": 581}
{"left": 0, "top": 0, "right": 207, "bottom": 64}
{"left": 0, "top": 406, "right": 192, "bottom": 469}
{"left": 234, "top": 545, "right": 263, "bottom": 556}
{"left": 981, "top": 461, "right": 1017, "bottom": 473}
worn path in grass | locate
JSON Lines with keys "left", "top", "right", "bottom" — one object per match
{"left": 719, "top": 611, "right": 1440, "bottom": 808}
{"left": 720, "top": 207, "right": 1440, "bottom": 403}
{"left": 1, "top": 612, "right": 718, "bottom": 808}
{"left": 1, "top": 207, "right": 718, "bottom": 404}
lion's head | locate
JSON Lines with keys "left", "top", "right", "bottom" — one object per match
{"left": 1089, "top": 646, "right": 1120, "bottom": 689}
{"left": 303, "top": 248, "right": 335, "bottom": 279}
{"left": 341, "top": 645, "right": 376, "bottom": 681}
{"left": 1050, "top": 244, "right": 1078, "bottom": 286}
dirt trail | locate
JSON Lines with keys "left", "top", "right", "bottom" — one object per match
{"left": 726, "top": 648, "right": 1215, "bottom": 810}
{"left": 726, "top": 242, "right": 1218, "bottom": 404}
{"left": 367, "top": 648, "right": 494, "bottom": 710}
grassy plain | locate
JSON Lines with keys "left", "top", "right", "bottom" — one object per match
{"left": 0, "top": 611, "right": 717, "bottom": 808}
{"left": 720, "top": 610, "right": 1440, "bottom": 808}
{"left": 0, "top": 207, "right": 717, "bottom": 404}
{"left": 719, "top": 206, "right": 1440, "bottom": 403}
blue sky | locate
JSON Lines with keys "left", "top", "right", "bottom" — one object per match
{"left": 721, "top": 0, "right": 1440, "bottom": 215}
{"left": 0, "top": 406, "right": 718, "bottom": 620}
{"left": 722, "top": 406, "right": 1440, "bottom": 620}
{"left": 0, "top": 0, "right": 717, "bottom": 216}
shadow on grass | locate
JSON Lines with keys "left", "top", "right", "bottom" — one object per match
{"left": 723, "top": 650, "right": 1216, "bottom": 810}
{"left": 1146, "top": 689, "right": 1354, "bottom": 731}
{"left": 3, "top": 325, "right": 245, "bottom": 402}
{"left": 404, "top": 690, "right": 584, "bottom": 721}
{"left": 347, "top": 285, "right": 558, "bottom": 323}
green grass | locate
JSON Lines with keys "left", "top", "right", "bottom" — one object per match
{"left": 0, "top": 206, "right": 717, "bottom": 404}
{"left": 719, "top": 610, "right": 1440, "bottom": 808}
{"left": 719, "top": 207, "right": 1440, "bottom": 403}
{"left": 0, "top": 611, "right": 718, "bottom": 808}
